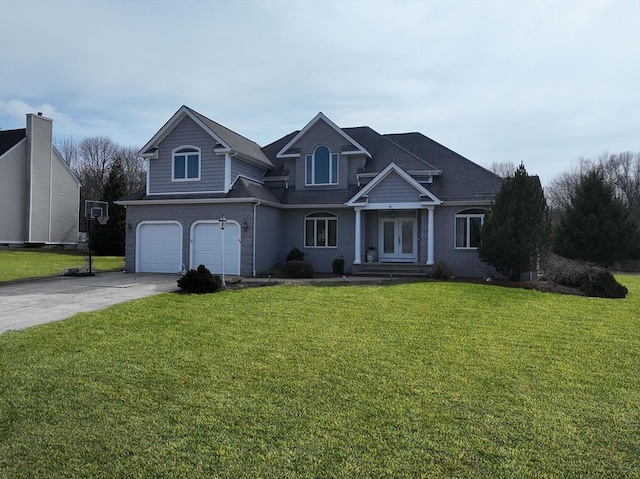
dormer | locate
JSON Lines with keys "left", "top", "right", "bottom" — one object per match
{"left": 276, "top": 113, "right": 371, "bottom": 191}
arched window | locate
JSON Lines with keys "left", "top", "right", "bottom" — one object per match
{"left": 305, "top": 145, "right": 338, "bottom": 185}
{"left": 455, "top": 208, "right": 487, "bottom": 249}
{"left": 172, "top": 146, "right": 200, "bottom": 181}
{"left": 305, "top": 212, "right": 338, "bottom": 247}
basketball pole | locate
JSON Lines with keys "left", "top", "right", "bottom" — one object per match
{"left": 87, "top": 216, "right": 95, "bottom": 276}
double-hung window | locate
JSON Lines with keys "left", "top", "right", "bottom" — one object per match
{"left": 306, "top": 145, "right": 338, "bottom": 185}
{"left": 173, "top": 146, "right": 200, "bottom": 181}
{"left": 455, "top": 209, "right": 486, "bottom": 249}
{"left": 305, "top": 212, "right": 337, "bottom": 248}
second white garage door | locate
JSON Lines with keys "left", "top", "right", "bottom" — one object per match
{"left": 190, "top": 221, "right": 240, "bottom": 275}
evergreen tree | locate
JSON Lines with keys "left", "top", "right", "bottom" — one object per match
{"left": 553, "top": 170, "right": 640, "bottom": 264}
{"left": 479, "top": 163, "right": 551, "bottom": 281}
{"left": 90, "top": 157, "right": 128, "bottom": 255}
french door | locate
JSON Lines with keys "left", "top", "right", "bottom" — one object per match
{"left": 378, "top": 211, "right": 417, "bottom": 262}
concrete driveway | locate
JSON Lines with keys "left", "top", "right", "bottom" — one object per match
{"left": 0, "top": 272, "right": 180, "bottom": 334}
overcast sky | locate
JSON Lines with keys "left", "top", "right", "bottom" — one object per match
{"left": 1, "top": 0, "right": 638, "bottom": 185}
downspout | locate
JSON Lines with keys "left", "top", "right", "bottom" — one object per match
{"left": 252, "top": 200, "right": 261, "bottom": 277}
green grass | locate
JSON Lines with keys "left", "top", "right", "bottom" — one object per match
{"left": 0, "top": 249, "right": 124, "bottom": 283}
{"left": 1, "top": 277, "right": 639, "bottom": 478}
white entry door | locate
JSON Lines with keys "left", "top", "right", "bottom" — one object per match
{"left": 379, "top": 212, "right": 417, "bottom": 262}
{"left": 190, "top": 221, "right": 240, "bottom": 275}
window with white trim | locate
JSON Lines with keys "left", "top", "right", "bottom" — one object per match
{"left": 305, "top": 212, "right": 337, "bottom": 248}
{"left": 455, "top": 209, "right": 486, "bottom": 249}
{"left": 305, "top": 145, "right": 338, "bottom": 185}
{"left": 172, "top": 146, "right": 200, "bottom": 181}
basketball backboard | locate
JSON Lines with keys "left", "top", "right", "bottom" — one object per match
{"left": 85, "top": 200, "right": 109, "bottom": 221}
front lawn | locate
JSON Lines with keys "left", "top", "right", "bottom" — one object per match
{"left": 0, "top": 249, "right": 124, "bottom": 283}
{"left": 0, "top": 277, "right": 638, "bottom": 478}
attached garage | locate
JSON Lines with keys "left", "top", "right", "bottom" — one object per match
{"left": 136, "top": 222, "right": 183, "bottom": 273}
{"left": 190, "top": 221, "right": 240, "bottom": 275}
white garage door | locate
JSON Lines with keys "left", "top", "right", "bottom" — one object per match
{"left": 137, "top": 222, "right": 183, "bottom": 273}
{"left": 191, "top": 221, "right": 240, "bottom": 275}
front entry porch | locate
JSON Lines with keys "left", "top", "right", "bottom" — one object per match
{"left": 352, "top": 206, "right": 435, "bottom": 266}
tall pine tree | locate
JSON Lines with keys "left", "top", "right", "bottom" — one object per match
{"left": 91, "top": 157, "right": 128, "bottom": 255}
{"left": 479, "top": 163, "right": 551, "bottom": 281}
{"left": 553, "top": 170, "right": 640, "bottom": 265}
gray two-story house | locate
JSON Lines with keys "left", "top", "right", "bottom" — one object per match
{"left": 117, "top": 106, "right": 502, "bottom": 277}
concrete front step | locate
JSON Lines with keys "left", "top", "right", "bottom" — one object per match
{"left": 357, "top": 263, "right": 430, "bottom": 277}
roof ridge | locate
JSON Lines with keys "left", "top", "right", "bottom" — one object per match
{"left": 380, "top": 133, "right": 440, "bottom": 170}
{"left": 184, "top": 106, "right": 262, "bottom": 149}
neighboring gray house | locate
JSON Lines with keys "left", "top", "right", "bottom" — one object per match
{"left": 117, "top": 106, "right": 502, "bottom": 277}
{"left": 0, "top": 113, "right": 81, "bottom": 246}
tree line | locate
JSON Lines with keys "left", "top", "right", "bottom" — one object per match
{"left": 481, "top": 152, "right": 640, "bottom": 296}
{"left": 56, "top": 136, "right": 145, "bottom": 255}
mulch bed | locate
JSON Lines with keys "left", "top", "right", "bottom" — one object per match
{"left": 451, "top": 277, "right": 585, "bottom": 296}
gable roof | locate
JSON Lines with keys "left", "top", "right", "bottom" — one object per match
{"left": 139, "top": 106, "right": 273, "bottom": 168}
{"left": 385, "top": 132, "right": 502, "bottom": 202}
{"left": 0, "top": 128, "right": 27, "bottom": 157}
{"left": 347, "top": 162, "right": 442, "bottom": 206}
{"left": 276, "top": 112, "right": 371, "bottom": 159}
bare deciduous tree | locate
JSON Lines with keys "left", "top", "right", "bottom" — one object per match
{"left": 545, "top": 152, "right": 640, "bottom": 221}
{"left": 485, "top": 161, "right": 516, "bottom": 178}
{"left": 54, "top": 136, "right": 145, "bottom": 229}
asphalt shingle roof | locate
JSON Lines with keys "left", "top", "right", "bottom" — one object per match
{"left": 185, "top": 107, "right": 273, "bottom": 168}
{"left": 0, "top": 128, "right": 26, "bottom": 156}
{"left": 384, "top": 132, "right": 502, "bottom": 202}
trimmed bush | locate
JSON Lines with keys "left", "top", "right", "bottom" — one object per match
{"left": 332, "top": 257, "right": 345, "bottom": 275}
{"left": 541, "top": 254, "right": 628, "bottom": 298}
{"left": 579, "top": 270, "right": 628, "bottom": 299}
{"left": 286, "top": 247, "right": 306, "bottom": 262}
{"left": 429, "top": 261, "right": 453, "bottom": 280}
{"left": 282, "top": 261, "right": 314, "bottom": 278}
{"left": 177, "top": 265, "right": 222, "bottom": 294}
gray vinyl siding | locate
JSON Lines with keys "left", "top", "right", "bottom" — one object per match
{"left": 27, "top": 115, "right": 53, "bottom": 242}
{"left": 280, "top": 208, "right": 355, "bottom": 273}
{"left": 149, "top": 116, "right": 226, "bottom": 194}
{"left": 231, "top": 158, "right": 265, "bottom": 184}
{"left": 124, "top": 202, "right": 255, "bottom": 275}
{"left": 291, "top": 120, "right": 352, "bottom": 191}
{"left": 367, "top": 171, "right": 422, "bottom": 203}
{"left": 433, "top": 205, "right": 495, "bottom": 278}
{"left": 254, "top": 204, "right": 283, "bottom": 275}
{"left": 50, "top": 149, "right": 80, "bottom": 243}
{"left": 0, "top": 141, "right": 27, "bottom": 242}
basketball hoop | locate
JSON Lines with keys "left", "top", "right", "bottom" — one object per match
{"left": 96, "top": 216, "right": 109, "bottom": 225}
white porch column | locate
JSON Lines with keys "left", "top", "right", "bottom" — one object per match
{"left": 354, "top": 207, "right": 362, "bottom": 264}
{"left": 427, "top": 206, "right": 434, "bottom": 265}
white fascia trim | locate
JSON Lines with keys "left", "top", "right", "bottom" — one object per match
{"left": 0, "top": 137, "right": 27, "bottom": 161}
{"left": 408, "top": 170, "right": 442, "bottom": 176}
{"left": 346, "top": 162, "right": 442, "bottom": 206}
{"left": 230, "top": 175, "right": 265, "bottom": 189}
{"left": 146, "top": 189, "right": 227, "bottom": 195}
{"left": 263, "top": 176, "right": 289, "bottom": 182}
{"left": 276, "top": 112, "right": 371, "bottom": 159}
{"left": 116, "top": 197, "right": 282, "bottom": 209}
{"left": 138, "top": 106, "right": 231, "bottom": 156}
{"left": 360, "top": 202, "right": 426, "bottom": 210}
